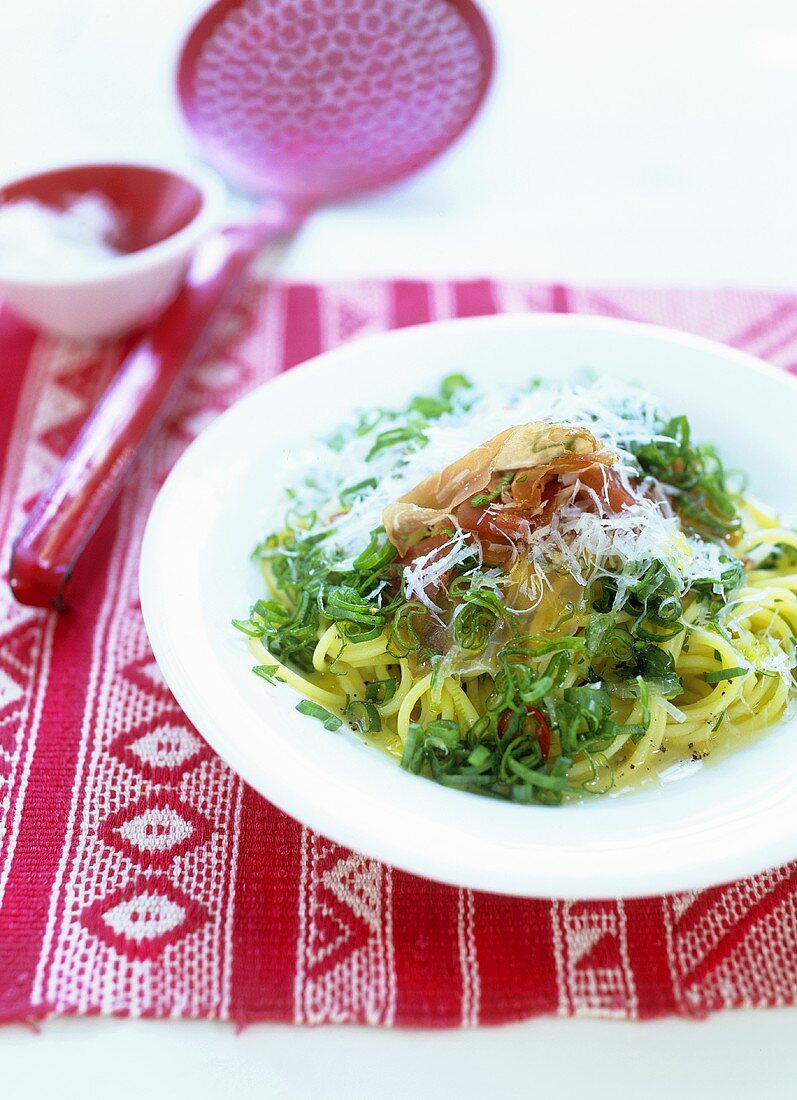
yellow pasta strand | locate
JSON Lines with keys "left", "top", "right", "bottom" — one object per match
{"left": 252, "top": 519, "right": 797, "bottom": 792}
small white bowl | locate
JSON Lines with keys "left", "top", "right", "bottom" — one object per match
{"left": 0, "top": 160, "right": 224, "bottom": 340}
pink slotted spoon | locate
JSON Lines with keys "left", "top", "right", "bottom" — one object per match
{"left": 9, "top": 0, "right": 494, "bottom": 610}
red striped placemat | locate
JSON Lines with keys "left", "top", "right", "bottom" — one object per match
{"left": 1, "top": 279, "right": 797, "bottom": 1027}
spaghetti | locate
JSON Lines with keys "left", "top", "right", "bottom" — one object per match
{"left": 236, "top": 373, "right": 797, "bottom": 802}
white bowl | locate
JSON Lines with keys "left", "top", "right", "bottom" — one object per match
{"left": 140, "top": 314, "right": 797, "bottom": 898}
{"left": 0, "top": 160, "right": 224, "bottom": 339}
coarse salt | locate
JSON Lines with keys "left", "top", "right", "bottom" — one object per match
{"left": 0, "top": 192, "right": 123, "bottom": 278}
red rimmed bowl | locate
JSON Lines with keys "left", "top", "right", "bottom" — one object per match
{"left": 0, "top": 161, "right": 223, "bottom": 339}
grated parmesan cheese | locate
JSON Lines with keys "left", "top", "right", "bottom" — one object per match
{"left": 402, "top": 529, "right": 480, "bottom": 613}
{"left": 286, "top": 375, "right": 733, "bottom": 604}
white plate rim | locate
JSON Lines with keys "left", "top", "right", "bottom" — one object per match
{"left": 140, "top": 313, "right": 797, "bottom": 898}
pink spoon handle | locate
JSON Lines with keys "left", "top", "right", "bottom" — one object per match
{"left": 9, "top": 201, "right": 307, "bottom": 610}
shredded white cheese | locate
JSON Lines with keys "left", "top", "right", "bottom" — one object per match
{"left": 286, "top": 375, "right": 732, "bottom": 602}
{"left": 402, "top": 529, "right": 480, "bottom": 612}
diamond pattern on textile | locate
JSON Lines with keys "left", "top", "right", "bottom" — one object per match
{"left": 1, "top": 282, "right": 797, "bottom": 1027}
{"left": 109, "top": 713, "right": 211, "bottom": 782}
{"left": 98, "top": 792, "right": 214, "bottom": 870}
{"left": 80, "top": 876, "right": 210, "bottom": 961}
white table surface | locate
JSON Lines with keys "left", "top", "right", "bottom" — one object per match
{"left": 3, "top": 1, "right": 797, "bottom": 1096}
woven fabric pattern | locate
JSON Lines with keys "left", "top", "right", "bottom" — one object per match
{"left": 1, "top": 279, "right": 797, "bottom": 1026}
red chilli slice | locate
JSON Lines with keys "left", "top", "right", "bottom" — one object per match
{"left": 497, "top": 706, "right": 551, "bottom": 761}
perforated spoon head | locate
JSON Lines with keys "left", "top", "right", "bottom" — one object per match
{"left": 177, "top": 0, "right": 494, "bottom": 202}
